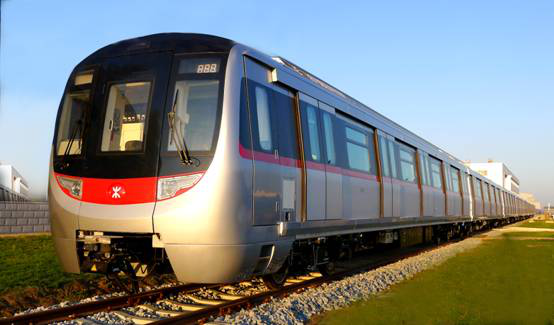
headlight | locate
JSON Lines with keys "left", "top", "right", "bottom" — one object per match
{"left": 157, "top": 173, "right": 203, "bottom": 200}
{"left": 56, "top": 176, "right": 82, "bottom": 199}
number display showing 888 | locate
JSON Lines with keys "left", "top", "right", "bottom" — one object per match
{"left": 196, "top": 63, "right": 218, "bottom": 73}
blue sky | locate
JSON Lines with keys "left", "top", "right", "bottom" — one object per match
{"left": 1, "top": 1, "right": 553, "bottom": 204}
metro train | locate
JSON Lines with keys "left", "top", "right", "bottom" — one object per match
{"left": 49, "top": 33, "right": 534, "bottom": 289}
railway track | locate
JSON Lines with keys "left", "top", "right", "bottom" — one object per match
{"left": 1, "top": 240, "right": 447, "bottom": 325}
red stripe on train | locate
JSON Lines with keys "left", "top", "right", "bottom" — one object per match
{"left": 55, "top": 173, "right": 157, "bottom": 204}
{"left": 239, "top": 144, "right": 377, "bottom": 182}
{"left": 54, "top": 171, "right": 205, "bottom": 205}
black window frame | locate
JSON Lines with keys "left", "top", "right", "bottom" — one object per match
{"left": 428, "top": 155, "right": 443, "bottom": 190}
{"left": 98, "top": 79, "right": 155, "bottom": 155}
{"left": 299, "top": 94, "right": 324, "bottom": 163}
{"left": 53, "top": 66, "right": 98, "bottom": 159}
{"left": 160, "top": 52, "right": 227, "bottom": 158}
{"left": 397, "top": 142, "right": 417, "bottom": 183}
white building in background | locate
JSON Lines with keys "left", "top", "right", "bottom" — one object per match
{"left": 0, "top": 161, "right": 30, "bottom": 199}
{"left": 465, "top": 161, "right": 520, "bottom": 194}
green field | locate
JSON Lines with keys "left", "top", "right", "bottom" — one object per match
{"left": 0, "top": 235, "right": 94, "bottom": 292}
{"left": 517, "top": 220, "right": 554, "bottom": 229}
{"left": 503, "top": 231, "right": 554, "bottom": 238}
{"left": 317, "top": 235, "right": 554, "bottom": 324}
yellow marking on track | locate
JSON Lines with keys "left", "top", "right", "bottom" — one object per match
{"left": 186, "top": 294, "right": 227, "bottom": 306}
{"left": 113, "top": 310, "right": 158, "bottom": 324}
{"left": 138, "top": 304, "right": 187, "bottom": 317}
{"left": 212, "top": 290, "right": 245, "bottom": 301}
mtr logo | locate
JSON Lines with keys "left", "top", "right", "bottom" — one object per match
{"left": 108, "top": 184, "right": 126, "bottom": 200}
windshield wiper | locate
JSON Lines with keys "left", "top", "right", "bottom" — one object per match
{"left": 58, "top": 113, "right": 85, "bottom": 170}
{"left": 168, "top": 89, "right": 193, "bottom": 165}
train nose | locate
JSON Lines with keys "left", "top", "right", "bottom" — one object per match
{"left": 60, "top": 175, "right": 158, "bottom": 233}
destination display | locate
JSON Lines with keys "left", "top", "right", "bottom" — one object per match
{"left": 178, "top": 58, "right": 221, "bottom": 74}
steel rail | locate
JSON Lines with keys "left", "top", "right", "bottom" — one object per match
{"left": 151, "top": 244, "right": 443, "bottom": 325}
{"left": 3, "top": 220, "right": 528, "bottom": 325}
{"left": 1, "top": 283, "right": 217, "bottom": 325}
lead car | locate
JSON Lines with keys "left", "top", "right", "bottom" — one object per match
{"left": 49, "top": 33, "right": 533, "bottom": 291}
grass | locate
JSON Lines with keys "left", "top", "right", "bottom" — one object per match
{"left": 317, "top": 236, "right": 554, "bottom": 325}
{"left": 517, "top": 220, "right": 554, "bottom": 229}
{"left": 0, "top": 235, "right": 95, "bottom": 292}
{"left": 503, "top": 232, "right": 554, "bottom": 238}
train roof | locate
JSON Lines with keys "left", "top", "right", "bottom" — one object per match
{"left": 79, "top": 33, "right": 235, "bottom": 64}
{"left": 253, "top": 51, "right": 519, "bottom": 195}
{"left": 75, "top": 33, "right": 520, "bottom": 197}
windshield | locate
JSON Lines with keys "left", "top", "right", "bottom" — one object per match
{"left": 167, "top": 79, "right": 220, "bottom": 152}
{"left": 56, "top": 90, "right": 90, "bottom": 155}
{"left": 101, "top": 81, "right": 152, "bottom": 152}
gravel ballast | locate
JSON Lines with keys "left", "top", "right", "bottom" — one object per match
{"left": 214, "top": 237, "right": 484, "bottom": 325}
{"left": 10, "top": 234, "right": 489, "bottom": 324}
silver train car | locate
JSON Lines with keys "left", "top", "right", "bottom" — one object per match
{"left": 49, "top": 33, "right": 534, "bottom": 288}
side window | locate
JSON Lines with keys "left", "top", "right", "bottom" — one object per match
{"left": 450, "top": 167, "right": 460, "bottom": 193}
{"left": 483, "top": 183, "right": 489, "bottom": 202}
{"left": 475, "top": 179, "right": 482, "bottom": 199}
{"left": 379, "top": 136, "right": 390, "bottom": 177}
{"left": 398, "top": 143, "right": 416, "bottom": 183}
{"left": 306, "top": 104, "right": 321, "bottom": 161}
{"left": 255, "top": 86, "right": 272, "bottom": 151}
{"left": 345, "top": 126, "right": 370, "bottom": 173}
{"left": 387, "top": 140, "right": 398, "bottom": 179}
{"left": 429, "top": 157, "right": 443, "bottom": 190}
{"left": 322, "top": 112, "right": 336, "bottom": 165}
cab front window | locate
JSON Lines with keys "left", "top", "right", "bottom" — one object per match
{"left": 101, "top": 81, "right": 152, "bottom": 152}
{"left": 56, "top": 70, "right": 94, "bottom": 156}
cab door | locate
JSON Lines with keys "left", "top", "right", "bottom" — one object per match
{"left": 244, "top": 58, "right": 303, "bottom": 225}
{"left": 244, "top": 58, "right": 281, "bottom": 225}
{"left": 78, "top": 52, "right": 172, "bottom": 233}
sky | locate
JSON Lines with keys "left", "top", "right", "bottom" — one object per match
{"left": 0, "top": 1, "right": 553, "bottom": 205}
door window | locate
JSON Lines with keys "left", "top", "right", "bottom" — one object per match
{"left": 255, "top": 86, "right": 272, "bottom": 151}
{"left": 387, "top": 140, "right": 398, "bottom": 179}
{"left": 429, "top": 157, "right": 443, "bottom": 190}
{"left": 101, "top": 82, "right": 152, "bottom": 152}
{"left": 322, "top": 112, "right": 336, "bottom": 165}
{"left": 306, "top": 104, "right": 321, "bottom": 161}
{"left": 379, "top": 136, "right": 390, "bottom": 177}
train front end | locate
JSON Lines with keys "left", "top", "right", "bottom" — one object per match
{"left": 49, "top": 34, "right": 275, "bottom": 284}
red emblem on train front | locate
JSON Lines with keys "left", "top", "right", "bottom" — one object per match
{"left": 108, "top": 183, "right": 126, "bottom": 200}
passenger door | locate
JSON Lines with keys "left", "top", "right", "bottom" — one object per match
{"left": 320, "top": 106, "right": 342, "bottom": 220}
{"left": 300, "top": 94, "right": 325, "bottom": 220}
{"left": 388, "top": 139, "right": 401, "bottom": 217}
{"left": 272, "top": 84, "right": 302, "bottom": 223}
{"left": 378, "top": 133, "right": 394, "bottom": 218}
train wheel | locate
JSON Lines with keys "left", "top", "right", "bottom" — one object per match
{"left": 262, "top": 260, "right": 289, "bottom": 290}
{"left": 318, "top": 261, "right": 337, "bottom": 276}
